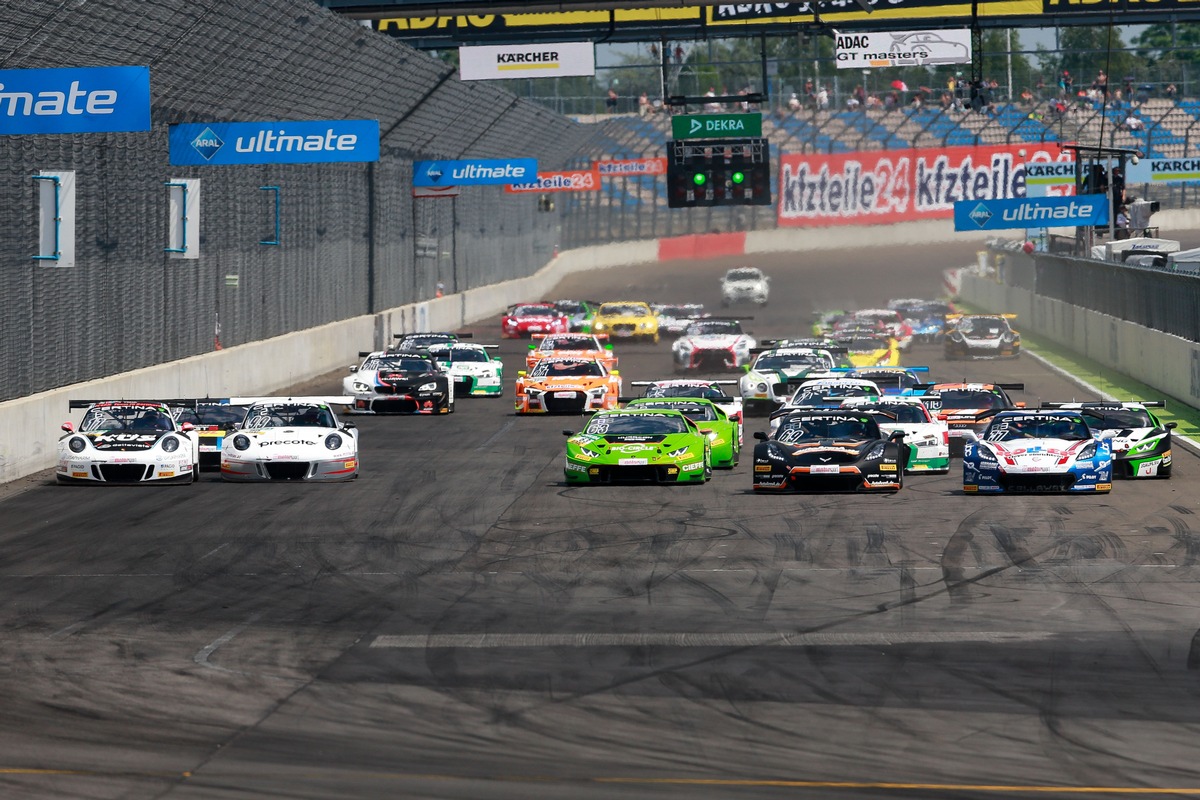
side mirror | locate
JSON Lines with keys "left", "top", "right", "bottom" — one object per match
{"left": 518, "top": 371, "right": 526, "bottom": 377}
{"left": 890, "top": 431, "right": 905, "bottom": 441}
{"left": 180, "top": 422, "right": 195, "bottom": 432}
{"left": 699, "top": 428, "right": 714, "bottom": 435}
{"left": 1015, "top": 402, "right": 1026, "bottom": 408}
{"left": 611, "top": 370, "right": 620, "bottom": 376}
{"left": 528, "top": 344, "right": 535, "bottom": 350}
{"left": 61, "top": 422, "right": 74, "bottom": 433}
{"left": 349, "top": 365, "right": 358, "bottom": 372}
{"left": 1167, "top": 422, "right": 1178, "bottom": 429}
{"left": 754, "top": 431, "right": 768, "bottom": 441}
{"left": 343, "top": 422, "right": 356, "bottom": 430}
{"left": 562, "top": 430, "right": 575, "bottom": 436}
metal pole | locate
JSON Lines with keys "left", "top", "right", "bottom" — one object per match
{"left": 1107, "top": 156, "right": 1115, "bottom": 242}
{"left": 1006, "top": 29, "right": 1013, "bottom": 103}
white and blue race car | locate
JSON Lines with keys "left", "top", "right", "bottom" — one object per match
{"left": 963, "top": 410, "right": 1112, "bottom": 494}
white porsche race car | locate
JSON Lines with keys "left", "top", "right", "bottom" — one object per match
{"left": 720, "top": 267, "right": 769, "bottom": 306}
{"left": 739, "top": 347, "right": 840, "bottom": 414}
{"left": 672, "top": 318, "right": 756, "bottom": 371}
{"left": 58, "top": 400, "right": 199, "bottom": 485}
{"left": 221, "top": 397, "right": 359, "bottom": 482}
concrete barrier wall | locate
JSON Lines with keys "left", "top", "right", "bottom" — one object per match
{"left": 959, "top": 268, "right": 1200, "bottom": 407}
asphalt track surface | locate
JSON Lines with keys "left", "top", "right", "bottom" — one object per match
{"left": 3, "top": 240, "right": 1200, "bottom": 800}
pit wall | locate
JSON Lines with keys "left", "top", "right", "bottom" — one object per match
{"left": 959, "top": 252, "right": 1200, "bottom": 409}
{"left": 0, "top": 220, "right": 1069, "bottom": 485}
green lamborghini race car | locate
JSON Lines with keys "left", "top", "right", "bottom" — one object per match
{"left": 623, "top": 397, "right": 740, "bottom": 468}
{"left": 564, "top": 408, "right": 712, "bottom": 484}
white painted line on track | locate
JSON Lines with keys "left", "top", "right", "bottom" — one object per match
{"left": 1024, "top": 349, "right": 1200, "bottom": 455}
{"left": 194, "top": 612, "right": 262, "bottom": 673}
{"left": 370, "top": 631, "right": 1056, "bottom": 649}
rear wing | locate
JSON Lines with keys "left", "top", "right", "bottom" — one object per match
{"left": 629, "top": 380, "right": 738, "bottom": 386}
{"left": 1042, "top": 401, "right": 1164, "bottom": 409}
{"left": 392, "top": 332, "right": 472, "bottom": 339}
{"left": 226, "top": 396, "right": 357, "bottom": 406}
{"left": 912, "top": 382, "right": 1024, "bottom": 392}
{"left": 69, "top": 398, "right": 195, "bottom": 409}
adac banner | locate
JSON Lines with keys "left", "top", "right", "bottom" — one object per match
{"left": 953, "top": 195, "right": 1109, "bottom": 231}
{"left": 413, "top": 158, "right": 538, "bottom": 186}
{"left": 777, "top": 144, "right": 1073, "bottom": 227}
{"left": 0, "top": 66, "right": 151, "bottom": 135}
{"left": 505, "top": 169, "right": 600, "bottom": 193}
{"left": 168, "top": 120, "right": 380, "bottom": 165}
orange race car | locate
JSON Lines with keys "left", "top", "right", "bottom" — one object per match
{"left": 526, "top": 333, "right": 618, "bottom": 371}
{"left": 515, "top": 357, "right": 621, "bottom": 414}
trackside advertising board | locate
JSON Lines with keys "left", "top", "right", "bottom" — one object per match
{"left": 459, "top": 42, "right": 595, "bottom": 80}
{"left": 777, "top": 145, "right": 1073, "bottom": 227}
{"left": 413, "top": 158, "right": 538, "bottom": 186}
{"left": 834, "top": 29, "right": 972, "bottom": 69}
{"left": 0, "top": 66, "right": 151, "bottom": 135}
{"left": 169, "top": 120, "right": 379, "bottom": 165}
{"left": 953, "top": 195, "right": 1109, "bottom": 231}
{"left": 505, "top": 169, "right": 600, "bottom": 193}
{"left": 593, "top": 157, "right": 666, "bottom": 177}
{"left": 1125, "top": 157, "right": 1200, "bottom": 184}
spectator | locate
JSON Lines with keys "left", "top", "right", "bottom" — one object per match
{"left": 606, "top": 88, "right": 618, "bottom": 113}
{"left": 1166, "top": 83, "right": 1178, "bottom": 101}
{"left": 1115, "top": 204, "right": 1130, "bottom": 239}
{"left": 1020, "top": 87, "right": 1034, "bottom": 106}
{"left": 1036, "top": 77, "right": 1046, "bottom": 98}
{"left": 787, "top": 92, "right": 801, "bottom": 112}
{"left": 816, "top": 85, "right": 829, "bottom": 110}
{"left": 854, "top": 84, "right": 866, "bottom": 108}
{"left": 1060, "top": 70, "right": 1073, "bottom": 97}
{"left": 1124, "top": 110, "right": 1144, "bottom": 131}
{"left": 940, "top": 91, "right": 953, "bottom": 110}
{"left": 674, "top": 44, "right": 684, "bottom": 63}
{"left": 866, "top": 94, "right": 883, "bottom": 109}
{"left": 637, "top": 92, "right": 650, "bottom": 117}
{"left": 803, "top": 79, "right": 815, "bottom": 108}
{"left": 845, "top": 94, "right": 860, "bottom": 111}
{"left": 704, "top": 87, "right": 720, "bottom": 112}
{"left": 1094, "top": 69, "right": 1108, "bottom": 98}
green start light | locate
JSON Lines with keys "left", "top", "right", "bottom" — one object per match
{"left": 692, "top": 172, "right": 707, "bottom": 186}
{"left": 731, "top": 171, "right": 746, "bottom": 184}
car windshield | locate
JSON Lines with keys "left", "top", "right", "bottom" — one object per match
{"left": 686, "top": 321, "right": 742, "bottom": 336}
{"left": 401, "top": 335, "right": 455, "bottom": 348}
{"left": 585, "top": 413, "right": 688, "bottom": 435}
{"left": 755, "top": 352, "right": 832, "bottom": 370}
{"left": 173, "top": 404, "right": 247, "bottom": 429}
{"left": 243, "top": 404, "right": 335, "bottom": 429}
{"left": 984, "top": 415, "right": 1092, "bottom": 442}
{"left": 513, "top": 305, "right": 555, "bottom": 317}
{"left": 643, "top": 383, "right": 729, "bottom": 401}
{"left": 362, "top": 356, "right": 432, "bottom": 373}
{"left": 958, "top": 318, "right": 1007, "bottom": 338}
{"left": 727, "top": 269, "right": 761, "bottom": 281}
{"left": 654, "top": 305, "right": 700, "bottom": 317}
{"left": 854, "top": 404, "right": 928, "bottom": 424}
{"left": 531, "top": 360, "right": 604, "bottom": 378}
{"left": 79, "top": 404, "right": 173, "bottom": 433}
{"left": 932, "top": 389, "right": 1008, "bottom": 410}
{"left": 599, "top": 304, "right": 649, "bottom": 317}
{"left": 792, "top": 384, "right": 875, "bottom": 405}
{"left": 432, "top": 348, "right": 488, "bottom": 363}
{"left": 555, "top": 301, "right": 586, "bottom": 314}
{"left": 631, "top": 402, "right": 717, "bottom": 421}
{"left": 776, "top": 416, "right": 879, "bottom": 443}
{"left": 1083, "top": 407, "right": 1156, "bottom": 429}
{"left": 547, "top": 337, "right": 599, "bottom": 351}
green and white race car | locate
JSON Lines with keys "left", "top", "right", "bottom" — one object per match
{"left": 564, "top": 408, "right": 712, "bottom": 484}
{"left": 1046, "top": 401, "right": 1176, "bottom": 478}
{"left": 623, "top": 397, "right": 740, "bottom": 468}
{"left": 427, "top": 343, "right": 504, "bottom": 397}
{"left": 739, "top": 347, "right": 840, "bottom": 415}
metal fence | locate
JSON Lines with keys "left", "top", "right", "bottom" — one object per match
{"left": 0, "top": 0, "right": 595, "bottom": 402}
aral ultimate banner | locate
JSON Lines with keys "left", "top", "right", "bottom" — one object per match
{"left": 168, "top": 120, "right": 380, "bottom": 165}
{"left": 954, "top": 194, "right": 1109, "bottom": 231}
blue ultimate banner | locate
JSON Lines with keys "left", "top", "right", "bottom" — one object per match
{"left": 169, "top": 120, "right": 380, "bottom": 165}
{"left": 413, "top": 158, "right": 539, "bottom": 187}
{"left": 954, "top": 194, "right": 1110, "bottom": 231}
{"left": 0, "top": 66, "right": 151, "bottom": 135}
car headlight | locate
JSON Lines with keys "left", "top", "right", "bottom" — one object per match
{"left": 352, "top": 381, "right": 371, "bottom": 393}
{"left": 866, "top": 442, "right": 886, "bottom": 460}
{"left": 666, "top": 447, "right": 690, "bottom": 459}
{"left": 1077, "top": 442, "right": 1097, "bottom": 460}
{"left": 756, "top": 382, "right": 768, "bottom": 393}
{"left": 977, "top": 446, "right": 997, "bottom": 462}
{"left": 325, "top": 434, "right": 343, "bottom": 450}
{"left": 161, "top": 436, "right": 180, "bottom": 453}
{"left": 949, "top": 332, "right": 965, "bottom": 342}
{"left": 232, "top": 435, "right": 251, "bottom": 451}
{"left": 1127, "top": 437, "right": 1158, "bottom": 454}
{"left": 418, "top": 382, "right": 438, "bottom": 392}
{"left": 593, "top": 321, "right": 606, "bottom": 330}
{"left": 68, "top": 436, "right": 87, "bottom": 453}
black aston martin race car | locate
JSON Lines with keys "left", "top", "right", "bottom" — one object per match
{"left": 752, "top": 409, "right": 907, "bottom": 493}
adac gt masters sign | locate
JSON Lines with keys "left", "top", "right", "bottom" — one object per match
{"left": 459, "top": 42, "right": 595, "bottom": 81}
{"left": 169, "top": 120, "right": 380, "bottom": 165}
{"left": 505, "top": 169, "right": 600, "bottom": 193}
{"left": 953, "top": 195, "right": 1109, "bottom": 231}
{"left": 413, "top": 157, "right": 538, "bottom": 186}
{"left": 0, "top": 66, "right": 151, "bottom": 135}
{"left": 835, "top": 28, "right": 972, "bottom": 69}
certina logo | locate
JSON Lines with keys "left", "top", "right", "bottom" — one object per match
{"left": 190, "top": 127, "right": 224, "bottom": 160}
{"left": 968, "top": 203, "right": 993, "bottom": 227}
{"left": 0, "top": 80, "right": 118, "bottom": 117}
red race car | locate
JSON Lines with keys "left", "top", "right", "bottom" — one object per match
{"left": 502, "top": 303, "right": 570, "bottom": 339}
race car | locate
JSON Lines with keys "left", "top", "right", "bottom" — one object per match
{"left": 720, "top": 267, "right": 770, "bottom": 306}
{"left": 917, "top": 382, "right": 1025, "bottom": 454}
{"left": 389, "top": 331, "right": 470, "bottom": 354}
{"left": 564, "top": 407, "right": 711, "bottom": 484}
{"left": 515, "top": 357, "right": 621, "bottom": 414}
{"left": 963, "top": 410, "right": 1112, "bottom": 494}
{"left": 623, "top": 397, "right": 740, "bottom": 468}
{"left": 343, "top": 351, "right": 454, "bottom": 414}
{"left": 651, "top": 303, "right": 707, "bottom": 337}
{"left": 57, "top": 400, "right": 199, "bottom": 485}
{"left": 526, "top": 333, "right": 617, "bottom": 371}
{"left": 739, "top": 347, "right": 841, "bottom": 414}
{"left": 889, "top": 299, "right": 956, "bottom": 343}
{"left": 169, "top": 399, "right": 251, "bottom": 469}
{"left": 590, "top": 301, "right": 659, "bottom": 343}
{"left": 552, "top": 300, "right": 599, "bottom": 332}
{"left": 501, "top": 303, "right": 570, "bottom": 339}
{"left": 836, "top": 330, "right": 902, "bottom": 368}
{"left": 760, "top": 338, "right": 854, "bottom": 368}
{"left": 845, "top": 366, "right": 929, "bottom": 396}
{"left": 1044, "top": 401, "right": 1175, "bottom": 478}
{"left": 811, "top": 310, "right": 849, "bottom": 338}
{"left": 851, "top": 309, "right": 914, "bottom": 350}
{"left": 769, "top": 377, "right": 883, "bottom": 431}
{"left": 427, "top": 343, "right": 503, "bottom": 397}
{"left": 630, "top": 379, "right": 743, "bottom": 426}
{"left": 221, "top": 397, "right": 359, "bottom": 482}
{"left": 672, "top": 318, "right": 756, "bottom": 371}
{"left": 752, "top": 409, "right": 906, "bottom": 493}
{"left": 841, "top": 396, "right": 950, "bottom": 473}
{"left": 944, "top": 314, "right": 1021, "bottom": 359}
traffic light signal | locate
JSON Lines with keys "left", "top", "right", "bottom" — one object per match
{"left": 667, "top": 138, "right": 772, "bottom": 208}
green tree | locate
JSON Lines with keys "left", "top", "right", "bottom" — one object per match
{"left": 1055, "top": 27, "right": 1142, "bottom": 92}
{"left": 1135, "top": 23, "right": 1200, "bottom": 87}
